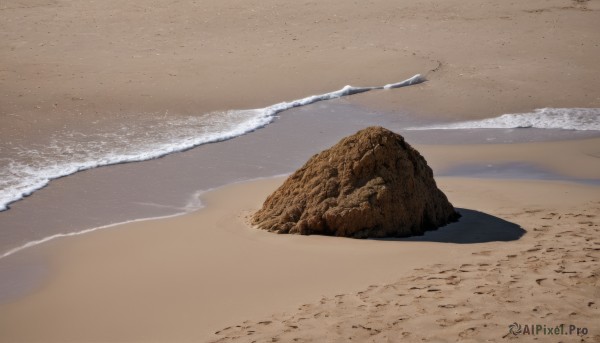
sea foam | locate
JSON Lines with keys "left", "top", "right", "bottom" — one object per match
{"left": 406, "top": 108, "right": 600, "bottom": 131}
{"left": 0, "top": 74, "right": 423, "bottom": 212}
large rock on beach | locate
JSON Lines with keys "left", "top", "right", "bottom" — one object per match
{"left": 252, "top": 126, "right": 460, "bottom": 238}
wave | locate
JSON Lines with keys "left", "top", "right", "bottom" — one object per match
{"left": 0, "top": 74, "right": 424, "bottom": 212}
{"left": 406, "top": 108, "right": 600, "bottom": 131}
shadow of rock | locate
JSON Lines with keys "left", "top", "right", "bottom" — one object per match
{"left": 393, "top": 208, "right": 526, "bottom": 243}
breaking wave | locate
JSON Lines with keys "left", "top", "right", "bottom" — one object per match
{"left": 407, "top": 108, "right": 600, "bottom": 131}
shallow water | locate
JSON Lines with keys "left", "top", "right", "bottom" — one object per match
{"left": 438, "top": 162, "right": 600, "bottom": 186}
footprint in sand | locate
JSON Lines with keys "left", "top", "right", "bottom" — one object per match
{"left": 458, "top": 327, "right": 477, "bottom": 339}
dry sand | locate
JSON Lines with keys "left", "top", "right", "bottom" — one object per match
{"left": 212, "top": 182, "right": 600, "bottom": 343}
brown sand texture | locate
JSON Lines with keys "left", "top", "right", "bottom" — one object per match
{"left": 212, "top": 198, "right": 600, "bottom": 342}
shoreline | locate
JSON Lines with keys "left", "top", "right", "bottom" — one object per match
{"left": 1, "top": 133, "right": 598, "bottom": 261}
{"left": 2, "top": 0, "right": 600, "bottom": 220}
{"left": 1, "top": 174, "right": 596, "bottom": 264}
{"left": 4, "top": 90, "right": 596, "bottom": 256}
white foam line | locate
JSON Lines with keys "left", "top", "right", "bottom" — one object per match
{"left": 261, "top": 74, "right": 424, "bottom": 116}
{"left": 406, "top": 108, "right": 600, "bottom": 131}
{"left": 0, "top": 212, "right": 187, "bottom": 260}
{"left": 0, "top": 173, "right": 293, "bottom": 260}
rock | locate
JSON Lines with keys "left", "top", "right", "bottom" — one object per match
{"left": 252, "top": 126, "right": 460, "bottom": 238}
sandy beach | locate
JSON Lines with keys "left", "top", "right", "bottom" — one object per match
{"left": 0, "top": 175, "right": 598, "bottom": 342}
{"left": 1, "top": 0, "right": 600, "bottom": 342}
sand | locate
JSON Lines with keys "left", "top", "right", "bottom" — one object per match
{"left": 212, "top": 187, "right": 600, "bottom": 343}
{"left": 2, "top": 0, "right": 600, "bottom": 147}
{"left": 420, "top": 137, "right": 600, "bottom": 180}
{"left": 0, "top": 175, "right": 598, "bottom": 342}
{"left": 1, "top": 0, "right": 600, "bottom": 342}
{"left": 212, "top": 180, "right": 600, "bottom": 343}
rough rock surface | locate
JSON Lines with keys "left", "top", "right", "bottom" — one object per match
{"left": 252, "top": 126, "right": 460, "bottom": 238}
